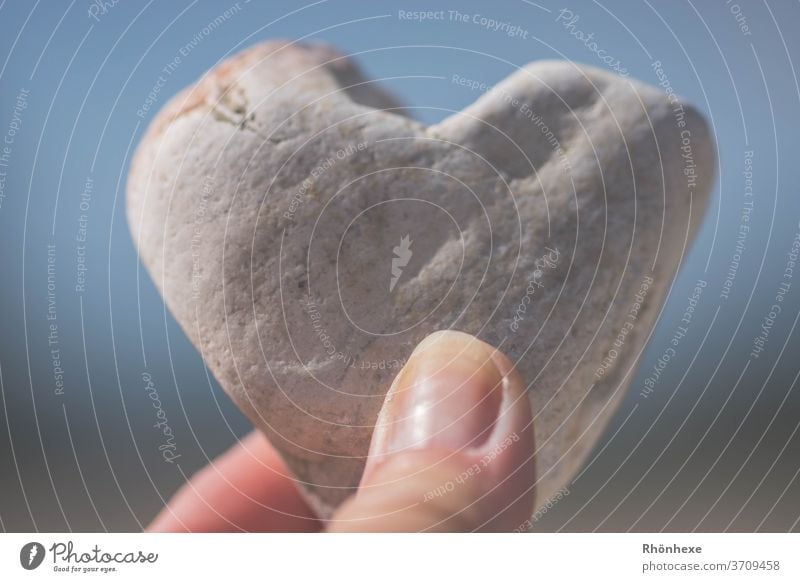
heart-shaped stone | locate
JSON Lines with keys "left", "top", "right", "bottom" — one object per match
{"left": 127, "top": 40, "right": 714, "bottom": 519}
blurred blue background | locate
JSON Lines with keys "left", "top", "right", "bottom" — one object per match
{"left": 0, "top": 0, "right": 798, "bottom": 531}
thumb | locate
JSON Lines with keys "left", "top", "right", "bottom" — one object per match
{"left": 328, "top": 330, "right": 536, "bottom": 532}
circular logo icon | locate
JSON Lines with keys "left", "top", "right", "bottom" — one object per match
{"left": 19, "top": 542, "right": 45, "bottom": 570}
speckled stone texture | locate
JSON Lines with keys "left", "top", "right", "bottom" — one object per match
{"left": 127, "top": 40, "right": 714, "bottom": 519}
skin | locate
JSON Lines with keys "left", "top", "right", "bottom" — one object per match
{"left": 148, "top": 331, "right": 537, "bottom": 532}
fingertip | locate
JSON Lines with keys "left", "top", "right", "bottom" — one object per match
{"left": 332, "top": 330, "right": 536, "bottom": 532}
{"left": 147, "top": 431, "right": 321, "bottom": 533}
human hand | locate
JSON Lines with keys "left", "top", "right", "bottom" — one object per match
{"left": 148, "top": 331, "right": 536, "bottom": 532}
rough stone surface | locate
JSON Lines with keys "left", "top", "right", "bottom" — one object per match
{"left": 127, "top": 40, "right": 715, "bottom": 519}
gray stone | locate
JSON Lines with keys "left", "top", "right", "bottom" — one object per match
{"left": 127, "top": 40, "right": 715, "bottom": 519}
